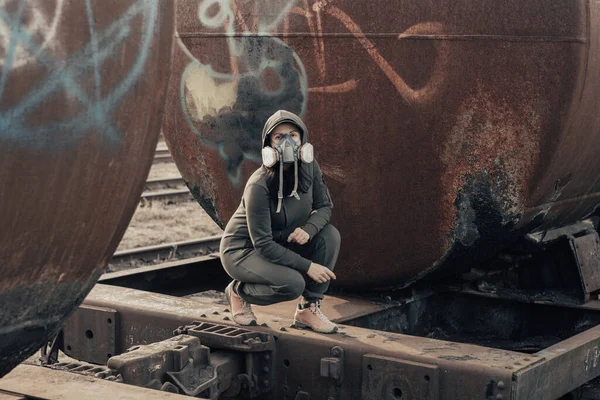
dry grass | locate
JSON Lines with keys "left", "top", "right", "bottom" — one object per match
{"left": 117, "top": 200, "right": 223, "bottom": 251}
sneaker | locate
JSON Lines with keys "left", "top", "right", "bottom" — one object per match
{"left": 224, "top": 282, "right": 257, "bottom": 326}
{"left": 293, "top": 301, "right": 338, "bottom": 334}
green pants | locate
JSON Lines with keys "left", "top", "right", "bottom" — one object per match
{"left": 221, "top": 224, "right": 340, "bottom": 306}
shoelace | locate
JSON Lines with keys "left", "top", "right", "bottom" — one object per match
{"left": 310, "top": 302, "right": 331, "bottom": 322}
{"left": 240, "top": 298, "right": 255, "bottom": 316}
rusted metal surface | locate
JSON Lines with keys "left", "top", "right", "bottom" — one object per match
{"left": 162, "top": 0, "right": 600, "bottom": 289}
{"left": 0, "top": 392, "right": 25, "bottom": 400}
{"left": 0, "top": 1, "right": 174, "bottom": 376}
{"left": 100, "top": 255, "right": 231, "bottom": 296}
{"left": 516, "top": 325, "right": 600, "bottom": 400}
{"left": 361, "top": 355, "right": 439, "bottom": 400}
{"left": 80, "top": 283, "right": 600, "bottom": 399}
{"left": 0, "top": 364, "right": 185, "bottom": 400}
{"left": 571, "top": 232, "right": 600, "bottom": 300}
{"left": 108, "top": 335, "right": 243, "bottom": 398}
{"left": 63, "top": 305, "right": 117, "bottom": 365}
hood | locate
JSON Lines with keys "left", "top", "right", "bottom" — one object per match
{"left": 260, "top": 110, "right": 313, "bottom": 213}
{"left": 261, "top": 110, "right": 308, "bottom": 148}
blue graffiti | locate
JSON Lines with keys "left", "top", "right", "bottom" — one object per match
{"left": 0, "top": 0, "right": 158, "bottom": 150}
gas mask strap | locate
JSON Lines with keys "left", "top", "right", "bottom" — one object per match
{"left": 276, "top": 158, "right": 283, "bottom": 213}
{"left": 290, "top": 159, "right": 300, "bottom": 200}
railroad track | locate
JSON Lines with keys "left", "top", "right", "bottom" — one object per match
{"left": 153, "top": 152, "right": 173, "bottom": 164}
{"left": 140, "top": 188, "right": 192, "bottom": 203}
{"left": 109, "top": 236, "right": 222, "bottom": 270}
{"left": 144, "top": 176, "right": 185, "bottom": 191}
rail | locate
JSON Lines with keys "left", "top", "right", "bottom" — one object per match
{"left": 140, "top": 188, "right": 192, "bottom": 202}
{"left": 109, "top": 236, "right": 222, "bottom": 271}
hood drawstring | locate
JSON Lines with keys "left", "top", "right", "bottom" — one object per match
{"left": 291, "top": 159, "right": 300, "bottom": 200}
{"left": 276, "top": 159, "right": 300, "bottom": 213}
{"left": 276, "top": 157, "right": 284, "bottom": 213}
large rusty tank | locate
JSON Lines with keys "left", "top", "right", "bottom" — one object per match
{"left": 0, "top": 1, "right": 174, "bottom": 376}
{"left": 163, "top": 0, "right": 600, "bottom": 288}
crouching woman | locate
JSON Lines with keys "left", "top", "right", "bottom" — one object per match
{"left": 219, "top": 110, "right": 341, "bottom": 333}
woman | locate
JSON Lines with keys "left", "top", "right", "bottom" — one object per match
{"left": 219, "top": 110, "right": 341, "bottom": 334}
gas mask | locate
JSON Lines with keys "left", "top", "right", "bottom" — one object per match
{"left": 261, "top": 134, "right": 313, "bottom": 167}
{"left": 261, "top": 134, "right": 314, "bottom": 213}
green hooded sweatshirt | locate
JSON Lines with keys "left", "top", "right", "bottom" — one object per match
{"left": 220, "top": 110, "right": 333, "bottom": 273}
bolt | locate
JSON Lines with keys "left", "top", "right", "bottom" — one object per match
{"left": 212, "top": 311, "right": 219, "bottom": 315}
{"left": 223, "top": 316, "right": 230, "bottom": 321}
{"left": 496, "top": 394, "right": 503, "bottom": 400}
{"left": 497, "top": 381, "right": 505, "bottom": 389}
{"left": 264, "top": 354, "right": 270, "bottom": 360}
{"left": 263, "top": 366, "right": 270, "bottom": 372}
{"left": 524, "top": 358, "right": 530, "bottom": 361}
{"left": 200, "top": 314, "right": 207, "bottom": 318}
{"left": 331, "top": 346, "right": 343, "bottom": 357}
{"left": 223, "top": 308, "right": 230, "bottom": 312}
{"left": 280, "top": 327, "right": 287, "bottom": 332}
{"left": 263, "top": 380, "right": 269, "bottom": 387}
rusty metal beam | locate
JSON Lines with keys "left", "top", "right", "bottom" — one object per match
{"left": 514, "top": 325, "right": 600, "bottom": 399}
{"left": 74, "top": 284, "right": 600, "bottom": 399}
{"left": 100, "top": 255, "right": 230, "bottom": 296}
{"left": 0, "top": 364, "right": 186, "bottom": 400}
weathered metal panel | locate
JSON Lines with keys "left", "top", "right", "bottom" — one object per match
{"left": 0, "top": 1, "right": 174, "bottom": 376}
{"left": 362, "top": 355, "right": 439, "bottom": 400}
{"left": 162, "top": 0, "right": 600, "bottom": 289}
{"left": 514, "top": 325, "right": 600, "bottom": 400}
{"left": 0, "top": 364, "right": 185, "bottom": 400}
{"left": 63, "top": 305, "right": 117, "bottom": 365}
{"left": 572, "top": 233, "right": 600, "bottom": 297}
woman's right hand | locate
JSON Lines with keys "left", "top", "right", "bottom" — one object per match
{"left": 307, "top": 263, "right": 336, "bottom": 283}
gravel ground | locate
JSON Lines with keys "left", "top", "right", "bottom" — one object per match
{"left": 116, "top": 159, "right": 223, "bottom": 251}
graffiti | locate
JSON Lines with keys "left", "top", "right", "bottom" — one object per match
{"left": 0, "top": 0, "right": 158, "bottom": 150}
{"left": 0, "top": 0, "right": 63, "bottom": 70}
{"left": 316, "top": 5, "right": 448, "bottom": 105}
{"left": 585, "top": 346, "right": 600, "bottom": 371}
{"left": 180, "top": 0, "right": 308, "bottom": 184}
{"left": 180, "top": 0, "right": 449, "bottom": 183}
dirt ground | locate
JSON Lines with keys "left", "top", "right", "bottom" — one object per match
{"left": 116, "top": 158, "right": 223, "bottom": 251}
{"left": 116, "top": 201, "right": 222, "bottom": 251}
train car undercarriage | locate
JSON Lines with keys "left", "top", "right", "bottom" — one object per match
{"left": 2, "top": 220, "right": 600, "bottom": 399}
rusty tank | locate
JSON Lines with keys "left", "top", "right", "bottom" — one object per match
{"left": 0, "top": 1, "right": 174, "bottom": 376}
{"left": 163, "top": 0, "right": 600, "bottom": 288}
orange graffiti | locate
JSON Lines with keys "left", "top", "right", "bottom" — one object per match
{"left": 308, "top": 79, "right": 358, "bottom": 93}
{"left": 322, "top": 5, "right": 447, "bottom": 105}
{"left": 220, "top": 0, "right": 449, "bottom": 104}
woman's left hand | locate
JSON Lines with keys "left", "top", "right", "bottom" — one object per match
{"left": 287, "top": 228, "right": 310, "bottom": 245}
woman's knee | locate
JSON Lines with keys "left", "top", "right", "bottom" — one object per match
{"left": 314, "top": 224, "right": 341, "bottom": 249}
{"left": 272, "top": 273, "right": 305, "bottom": 301}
